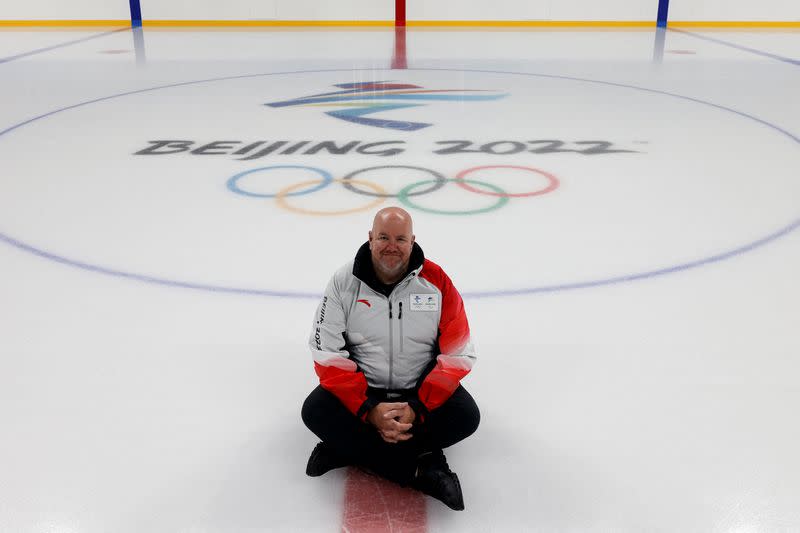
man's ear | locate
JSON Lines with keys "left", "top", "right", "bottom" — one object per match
{"left": 368, "top": 230, "right": 373, "bottom": 248}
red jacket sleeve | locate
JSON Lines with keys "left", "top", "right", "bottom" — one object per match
{"left": 309, "top": 276, "right": 373, "bottom": 419}
{"left": 417, "top": 259, "right": 477, "bottom": 413}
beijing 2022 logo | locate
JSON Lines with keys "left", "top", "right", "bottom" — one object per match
{"left": 133, "top": 79, "right": 640, "bottom": 217}
{"left": 266, "top": 81, "right": 508, "bottom": 131}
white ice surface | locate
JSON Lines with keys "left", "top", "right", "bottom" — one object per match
{"left": 1, "top": 28, "right": 799, "bottom": 533}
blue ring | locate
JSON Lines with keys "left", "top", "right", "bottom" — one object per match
{"left": 0, "top": 67, "right": 797, "bottom": 299}
{"left": 226, "top": 165, "right": 333, "bottom": 198}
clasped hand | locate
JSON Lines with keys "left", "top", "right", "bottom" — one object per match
{"left": 367, "top": 402, "right": 416, "bottom": 444}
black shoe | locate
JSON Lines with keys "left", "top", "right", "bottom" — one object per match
{"left": 305, "top": 442, "right": 348, "bottom": 477}
{"left": 411, "top": 450, "right": 465, "bottom": 511}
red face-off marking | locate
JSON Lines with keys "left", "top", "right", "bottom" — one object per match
{"left": 342, "top": 467, "right": 427, "bottom": 532}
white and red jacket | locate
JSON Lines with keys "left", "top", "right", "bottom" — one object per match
{"left": 309, "top": 242, "right": 477, "bottom": 420}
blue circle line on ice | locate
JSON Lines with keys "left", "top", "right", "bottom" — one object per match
{"left": 0, "top": 67, "right": 797, "bottom": 299}
{"left": 227, "top": 165, "right": 334, "bottom": 198}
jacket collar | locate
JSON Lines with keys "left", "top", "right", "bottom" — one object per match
{"left": 353, "top": 241, "right": 425, "bottom": 292}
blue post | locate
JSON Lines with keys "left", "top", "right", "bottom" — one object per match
{"left": 132, "top": 26, "right": 147, "bottom": 65}
{"left": 129, "top": 0, "right": 142, "bottom": 28}
{"left": 652, "top": 27, "right": 666, "bottom": 63}
{"left": 656, "top": 0, "right": 670, "bottom": 28}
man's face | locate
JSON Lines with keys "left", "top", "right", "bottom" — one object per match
{"left": 369, "top": 214, "right": 415, "bottom": 282}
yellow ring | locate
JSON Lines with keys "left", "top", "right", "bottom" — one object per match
{"left": 275, "top": 178, "right": 387, "bottom": 216}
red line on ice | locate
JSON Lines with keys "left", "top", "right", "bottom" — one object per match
{"left": 342, "top": 467, "right": 427, "bottom": 532}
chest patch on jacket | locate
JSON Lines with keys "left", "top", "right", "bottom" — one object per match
{"left": 410, "top": 293, "right": 439, "bottom": 311}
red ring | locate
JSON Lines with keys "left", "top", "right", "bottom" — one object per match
{"left": 455, "top": 165, "right": 560, "bottom": 197}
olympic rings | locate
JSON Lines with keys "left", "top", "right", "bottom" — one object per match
{"left": 227, "top": 165, "right": 333, "bottom": 197}
{"left": 275, "top": 178, "right": 387, "bottom": 216}
{"left": 398, "top": 178, "right": 509, "bottom": 215}
{"left": 342, "top": 165, "right": 447, "bottom": 198}
{"left": 225, "top": 164, "right": 560, "bottom": 216}
{"left": 455, "top": 165, "right": 560, "bottom": 197}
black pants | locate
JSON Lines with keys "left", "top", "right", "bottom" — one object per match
{"left": 301, "top": 385, "right": 480, "bottom": 485}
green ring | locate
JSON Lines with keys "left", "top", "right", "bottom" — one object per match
{"left": 398, "top": 178, "right": 510, "bottom": 215}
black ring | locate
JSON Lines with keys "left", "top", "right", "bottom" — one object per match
{"left": 342, "top": 165, "right": 447, "bottom": 198}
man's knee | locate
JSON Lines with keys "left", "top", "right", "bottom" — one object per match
{"left": 301, "top": 386, "right": 330, "bottom": 432}
{"left": 424, "top": 387, "right": 480, "bottom": 445}
{"left": 463, "top": 398, "right": 480, "bottom": 439}
{"left": 448, "top": 386, "right": 481, "bottom": 440}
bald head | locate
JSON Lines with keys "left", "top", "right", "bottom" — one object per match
{"left": 371, "top": 207, "right": 414, "bottom": 235}
{"left": 368, "top": 207, "right": 416, "bottom": 284}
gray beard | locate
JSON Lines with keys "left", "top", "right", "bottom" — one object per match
{"left": 376, "top": 258, "right": 407, "bottom": 282}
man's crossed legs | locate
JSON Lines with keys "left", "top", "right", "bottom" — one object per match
{"left": 301, "top": 385, "right": 480, "bottom": 510}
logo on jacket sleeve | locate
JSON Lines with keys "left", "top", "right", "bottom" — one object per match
{"left": 410, "top": 293, "right": 439, "bottom": 311}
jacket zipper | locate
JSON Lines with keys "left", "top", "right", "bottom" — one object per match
{"left": 386, "top": 279, "right": 411, "bottom": 391}
{"left": 388, "top": 300, "right": 394, "bottom": 389}
{"left": 398, "top": 301, "right": 404, "bottom": 355}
